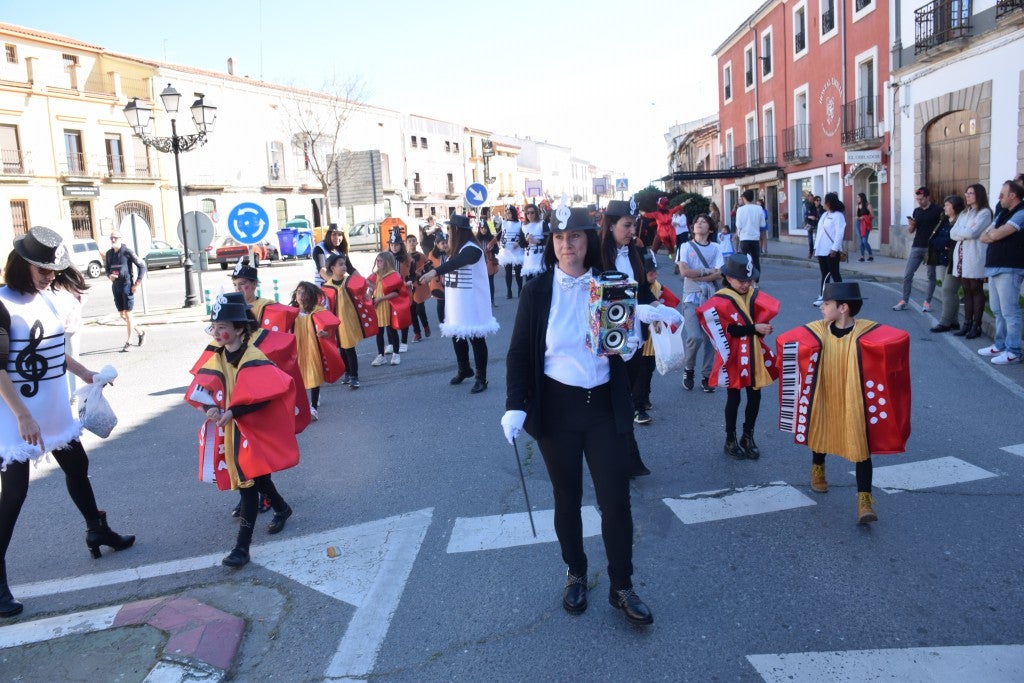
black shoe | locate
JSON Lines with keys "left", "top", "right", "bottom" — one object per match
{"left": 231, "top": 501, "right": 241, "bottom": 518}
{"left": 267, "top": 505, "right": 292, "bottom": 535}
{"left": 644, "top": 401, "right": 652, "bottom": 411}
{"left": 724, "top": 439, "right": 746, "bottom": 460}
{"left": 740, "top": 433, "right": 761, "bottom": 460}
{"left": 136, "top": 329, "right": 147, "bottom": 346}
{"left": 424, "top": 326, "right": 431, "bottom": 338}
{"left": 450, "top": 369, "right": 474, "bottom": 385}
{"left": 563, "top": 572, "right": 588, "bottom": 614}
{"left": 683, "top": 370, "right": 694, "bottom": 391}
{"left": 965, "top": 325, "right": 982, "bottom": 339}
{"left": 85, "top": 511, "right": 135, "bottom": 559}
{"left": 349, "top": 377, "right": 361, "bottom": 389}
{"left": 609, "top": 588, "right": 653, "bottom": 626}
{"left": 634, "top": 410, "right": 652, "bottom": 425}
{"left": 930, "top": 323, "right": 955, "bottom": 333}
{"left": 953, "top": 323, "right": 971, "bottom": 337}
{"left": 506, "top": 292, "right": 513, "bottom": 299}
{"left": 701, "top": 378, "right": 715, "bottom": 393}
{"left": 470, "top": 379, "right": 488, "bottom": 394}
{"left": 0, "top": 592, "right": 23, "bottom": 618}
{"left": 222, "top": 547, "right": 250, "bottom": 568}
{"left": 340, "top": 373, "right": 351, "bottom": 385}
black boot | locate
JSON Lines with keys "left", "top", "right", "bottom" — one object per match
{"left": 952, "top": 322, "right": 971, "bottom": 337}
{"left": 85, "top": 511, "right": 135, "bottom": 559}
{"left": 965, "top": 324, "right": 982, "bottom": 339}
{"left": 0, "top": 561, "right": 24, "bottom": 618}
{"left": 724, "top": 437, "right": 746, "bottom": 460}
{"left": 450, "top": 368, "right": 474, "bottom": 385}
{"left": 470, "top": 377, "right": 488, "bottom": 394}
{"left": 740, "top": 432, "right": 761, "bottom": 460}
{"left": 223, "top": 518, "right": 254, "bottom": 568}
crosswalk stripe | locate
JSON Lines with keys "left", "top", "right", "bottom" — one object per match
{"left": 447, "top": 507, "right": 601, "bottom": 553}
{"left": 1000, "top": 443, "right": 1024, "bottom": 458}
{"left": 663, "top": 482, "right": 815, "bottom": 524}
{"left": 863, "top": 456, "right": 997, "bottom": 493}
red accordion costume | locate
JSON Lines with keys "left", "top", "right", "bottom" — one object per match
{"left": 697, "top": 288, "right": 780, "bottom": 389}
{"left": 367, "top": 271, "right": 412, "bottom": 330}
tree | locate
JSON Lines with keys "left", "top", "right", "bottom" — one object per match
{"left": 282, "top": 76, "right": 365, "bottom": 228}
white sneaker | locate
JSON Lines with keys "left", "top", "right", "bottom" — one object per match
{"left": 384, "top": 345, "right": 393, "bottom": 354}
{"left": 310, "top": 407, "right": 319, "bottom": 421}
{"left": 371, "top": 354, "right": 387, "bottom": 366}
{"left": 399, "top": 343, "right": 409, "bottom": 353}
{"left": 892, "top": 300, "right": 907, "bottom": 311}
{"left": 977, "top": 346, "right": 1002, "bottom": 357}
{"left": 992, "top": 351, "right": 1021, "bottom": 365}
{"left": 812, "top": 298, "right": 823, "bottom": 307}
{"left": 921, "top": 301, "right": 932, "bottom": 312}
{"left": 390, "top": 353, "right": 401, "bottom": 366}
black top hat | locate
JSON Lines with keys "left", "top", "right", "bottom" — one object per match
{"left": 13, "top": 226, "right": 71, "bottom": 271}
{"left": 209, "top": 292, "right": 254, "bottom": 324}
{"left": 642, "top": 249, "right": 658, "bottom": 274}
{"left": 449, "top": 215, "right": 472, "bottom": 231}
{"left": 551, "top": 207, "right": 599, "bottom": 232}
{"left": 230, "top": 257, "right": 258, "bottom": 281}
{"left": 604, "top": 198, "right": 637, "bottom": 218}
{"left": 823, "top": 281, "right": 866, "bottom": 301}
{"left": 388, "top": 226, "right": 403, "bottom": 245}
{"left": 720, "top": 253, "right": 759, "bottom": 282}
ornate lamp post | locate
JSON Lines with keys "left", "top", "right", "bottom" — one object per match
{"left": 124, "top": 84, "right": 216, "bottom": 308}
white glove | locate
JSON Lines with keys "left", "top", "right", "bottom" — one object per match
{"left": 635, "top": 303, "right": 682, "bottom": 326}
{"left": 501, "top": 410, "right": 527, "bottom": 445}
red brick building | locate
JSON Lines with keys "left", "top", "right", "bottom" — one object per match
{"left": 713, "top": 0, "right": 891, "bottom": 251}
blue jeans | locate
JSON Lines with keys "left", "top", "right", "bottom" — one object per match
{"left": 901, "top": 246, "right": 936, "bottom": 304}
{"left": 859, "top": 234, "right": 873, "bottom": 258}
{"left": 987, "top": 271, "right": 1024, "bottom": 355}
{"left": 683, "top": 301, "right": 714, "bottom": 379}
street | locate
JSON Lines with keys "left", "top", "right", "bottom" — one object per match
{"left": 1, "top": 254, "right": 1023, "bottom": 681}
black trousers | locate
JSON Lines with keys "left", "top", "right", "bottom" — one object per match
{"left": 813, "top": 452, "right": 873, "bottom": 492}
{"left": 453, "top": 337, "right": 488, "bottom": 380}
{"left": 410, "top": 302, "right": 430, "bottom": 335}
{"left": 537, "top": 378, "right": 634, "bottom": 590}
{"left": 725, "top": 387, "right": 761, "bottom": 438}
{"left": 740, "top": 240, "right": 761, "bottom": 281}
{"left": 235, "top": 475, "right": 287, "bottom": 551}
{"left": 627, "top": 354, "right": 655, "bottom": 411}
{"left": 341, "top": 346, "right": 358, "bottom": 378}
{"left": 817, "top": 255, "right": 842, "bottom": 292}
{"left": 504, "top": 264, "right": 522, "bottom": 296}
{"left": 376, "top": 327, "right": 399, "bottom": 354}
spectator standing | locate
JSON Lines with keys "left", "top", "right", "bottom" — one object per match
{"left": 950, "top": 184, "right": 993, "bottom": 339}
{"left": 856, "top": 192, "right": 874, "bottom": 261}
{"left": 802, "top": 191, "right": 820, "bottom": 259}
{"left": 977, "top": 180, "right": 1024, "bottom": 365}
{"left": 103, "top": 230, "right": 147, "bottom": 353}
{"left": 676, "top": 214, "right": 723, "bottom": 393}
{"left": 928, "top": 195, "right": 963, "bottom": 333}
{"left": 893, "top": 187, "right": 943, "bottom": 311}
{"left": 812, "top": 192, "right": 846, "bottom": 307}
{"left": 735, "top": 190, "right": 765, "bottom": 280}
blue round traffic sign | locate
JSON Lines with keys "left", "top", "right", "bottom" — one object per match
{"left": 226, "top": 202, "right": 270, "bottom": 245}
{"left": 465, "top": 183, "right": 488, "bottom": 207}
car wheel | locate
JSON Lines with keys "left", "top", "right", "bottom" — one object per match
{"left": 87, "top": 261, "right": 102, "bottom": 279}
{"left": 220, "top": 262, "right": 228, "bottom": 270}
{"left": 253, "top": 254, "right": 260, "bottom": 269}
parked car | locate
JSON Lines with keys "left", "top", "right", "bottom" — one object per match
{"left": 70, "top": 239, "right": 103, "bottom": 278}
{"left": 252, "top": 239, "right": 280, "bottom": 263}
{"left": 145, "top": 240, "right": 184, "bottom": 270}
{"left": 207, "top": 236, "right": 277, "bottom": 269}
{"left": 346, "top": 221, "right": 381, "bottom": 251}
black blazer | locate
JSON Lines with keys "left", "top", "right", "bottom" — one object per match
{"left": 505, "top": 269, "right": 634, "bottom": 440}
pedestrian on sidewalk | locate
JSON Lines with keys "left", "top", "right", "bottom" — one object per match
{"left": 776, "top": 281, "right": 911, "bottom": 525}
{"left": 757, "top": 198, "right": 770, "bottom": 255}
{"left": 856, "top": 193, "right": 875, "bottom": 261}
{"left": 812, "top": 192, "right": 846, "bottom": 306}
{"left": 1, "top": 227, "right": 135, "bottom": 618}
{"left": 893, "top": 187, "right": 942, "bottom": 312}
{"left": 103, "top": 230, "right": 147, "bottom": 352}
{"left": 698, "top": 253, "right": 779, "bottom": 460}
{"left": 929, "top": 195, "right": 962, "bottom": 333}
{"left": 735, "top": 190, "right": 765, "bottom": 281}
{"left": 977, "top": 179, "right": 1024, "bottom": 365}
{"left": 676, "top": 214, "right": 723, "bottom": 393}
{"left": 802, "top": 191, "right": 820, "bottom": 259}
{"left": 186, "top": 295, "right": 297, "bottom": 568}
{"left": 950, "top": 184, "right": 992, "bottom": 339}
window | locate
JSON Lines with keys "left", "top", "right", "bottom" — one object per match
{"left": 420, "top": 137, "right": 427, "bottom": 149}
{"left": 453, "top": 142, "right": 459, "bottom": 153}
{"left": 763, "top": 105, "right": 776, "bottom": 163}
{"left": 64, "top": 129, "right": 84, "bottom": 174}
{"left": 410, "top": 135, "right": 418, "bottom": 148}
{"left": 723, "top": 62, "right": 733, "bottom": 102}
{"left": 384, "top": 199, "right": 392, "bottom": 217}
{"left": 414, "top": 207, "right": 423, "bottom": 218}
{"left": 413, "top": 172, "right": 422, "bottom": 194}
{"left": 4, "top": 44, "right": 16, "bottom": 64}
{"left": 275, "top": 198, "right": 287, "bottom": 228}
{"left": 0, "top": 124, "right": 23, "bottom": 174}
{"left": 10, "top": 200, "right": 29, "bottom": 236}
{"left": 853, "top": 0, "right": 875, "bottom": 23}
{"left": 133, "top": 137, "right": 150, "bottom": 177}
{"left": 855, "top": 0, "right": 872, "bottom": 12}
{"left": 345, "top": 206, "right": 355, "bottom": 226}
{"left": 761, "top": 29, "right": 773, "bottom": 78}
{"left": 201, "top": 198, "right": 216, "bottom": 214}
{"left": 724, "top": 129, "right": 734, "bottom": 168}
{"left": 794, "top": 3, "right": 808, "bottom": 56}
{"left": 446, "top": 172, "right": 454, "bottom": 195}
{"left": 62, "top": 53, "right": 79, "bottom": 89}
{"left": 744, "top": 45, "right": 755, "bottom": 89}
{"left": 69, "top": 200, "right": 92, "bottom": 239}
{"left": 445, "top": 140, "right": 451, "bottom": 152}
{"left": 269, "top": 141, "right": 284, "bottom": 180}
{"left": 820, "top": 0, "right": 836, "bottom": 36}
{"left": 105, "top": 134, "right": 124, "bottom": 176}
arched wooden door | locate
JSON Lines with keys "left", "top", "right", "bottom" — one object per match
{"left": 114, "top": 201, "right": 155, "bottom": 236}
{"left": 925, "top": 110, "right": 980, "bottom": 201}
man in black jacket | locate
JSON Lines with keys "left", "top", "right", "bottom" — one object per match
{"left": 104, "top": 231, "right": 147, "bottom": 352}
{"left": 893, "top": 187, "right": 943, "bottom": 311}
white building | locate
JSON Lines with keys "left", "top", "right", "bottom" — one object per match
{"left": 405, "top": 114, "right": 465, "bottom": 220}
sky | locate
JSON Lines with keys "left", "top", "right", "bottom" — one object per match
{"left": 4, "top": 0, "right": 765, "bottom": 189}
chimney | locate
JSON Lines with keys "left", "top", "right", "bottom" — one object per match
{"left": 227, "top": 57, "right": 235, "bottom": 76}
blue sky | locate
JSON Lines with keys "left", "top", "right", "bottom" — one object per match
{"left": 5, "top": 0, "right": 764, "bottom": 186}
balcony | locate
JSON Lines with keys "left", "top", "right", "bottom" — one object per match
{"left": 782, "top": 125, "right": 812, "bottom": 163}
{"left": 1, "top": 148, "right": 28, "bottom": 176}
{"left": 103, "top": 155, "right": 156, "bottom": 182}
{"left": 794, "top": 30, "right": 806, "bottom": 53}
{"left": 842, "top": 96, "right": 884, "bottom": 148}
{"left": 60, "top": 153, "right": 92, "bottom": 179}
{"left": 822, "top": 7, "right": 835, "bottom": 33}
{"left": 915, "top": 0, "right": 973, "bottom": 57}
{"left": 996, "top": 0, "right": 1024, "bottom": 23}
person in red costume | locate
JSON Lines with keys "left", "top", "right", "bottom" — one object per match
{"left": 186, "top": 294, "right": 299, "bottom": 568}
{"left": 642, "top": 196, "right": 687, "bottom": 257}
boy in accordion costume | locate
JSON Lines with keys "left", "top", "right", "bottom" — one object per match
{"left": 776, "top": 282, "right": 911, "bottom": 524}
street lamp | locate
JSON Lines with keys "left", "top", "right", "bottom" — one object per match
{"left": 123, "top": 83, "right": 217, "bottom": 308}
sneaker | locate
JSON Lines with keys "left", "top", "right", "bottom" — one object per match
{"left": 371, "top": 354, "right": 387, "bottom": 366}
{"left": 399, "top": 343, "right": 409, "bottom": 353}
{"left": 892, "top": 300, "right": 907, "bottom": 311}
{"left": 701, "top": 378, "right": 715, "bottom": 393}
{"left": 921, "top": 301, "right": 932, "bottom": 312}
{"left": 384, "top": 345, "right": 393, "bottom": 354}
{"left": 424, "top": 326, "right": 431, "bottom": 338}
{"left": 390, "top": 353, "right": 401, "bottom": 366}
{"left": 991, "top": 351, "right": 1021, "bottom": 365}
{"left": 858, "top": 257, "right": 865, "bottom": 262}
{"left": 413, "top": 333, "right": 422, "bottom": 343}
{"left": 977, "top": 345, "right": 1003, "bottom": 357}
{"left": 683, "top": 370, "right": 694, "bottom": 391}
{"left": 868, "top": 257, "right": 874, "bottom": 261}
{"left": 309, "top": 407, "right": 319, "bottom": 421}
{"left": 634, "top": 410, "right": 652, "bottom": 425}
{"left": 349, "top": 377, "right": 360, "bottom": 389}
{"left": 812, "top": 297, "right": 823, "bottom": 307}
{"left": 340, "top": 372, "right": 351, "bottom": 385}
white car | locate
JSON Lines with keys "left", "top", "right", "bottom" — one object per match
{"left": 70, "top": 239, "right": 104, "bottom": 278}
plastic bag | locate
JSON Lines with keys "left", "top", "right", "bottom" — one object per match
{"left": 652, "top": 322, "right": 685, "bottom": 376}
{"left": 75, "top": 365, "right": 118, "bottom": 438}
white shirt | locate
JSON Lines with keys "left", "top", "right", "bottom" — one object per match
{"left": 814, "top": 211, "right": 847, "bottom": 256}
{"left": 544, "top": 266, "right": 610, "bottom": 389}
{"left": 672, "top": 212, "right": 689, "bottom": 236}
{"left": 677, "top": 240, "right": 725, "bottom": 304}
{"left": 614, "top": 246, "right": 634, "bottom": 278}
{"left": 735, "top": 203, "right": 766, "bottom": 241}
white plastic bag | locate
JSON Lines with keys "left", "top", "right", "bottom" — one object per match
{"left": 652, "top": 322, "right": 685, "bottom": 376}
{"left": 75, "top": 365, "right": 118, "bottom": 438}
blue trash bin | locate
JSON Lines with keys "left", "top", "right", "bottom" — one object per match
{"left": 294, "top": 229, "right": 313, "bottom": 259}
{"left": 277, "top": 228, "right": 298, "bottom": 259}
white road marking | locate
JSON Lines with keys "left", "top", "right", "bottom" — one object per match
{"left": 144, "top": 661, "right": 223, "bottom": 682}
{"left": 0, "top": 605, "right": 119, "bottom": 649}
{"left": 862, "top": 456, "right": 997, "bottom": 493}
{"left": 663, "top": 482, "right": 815, "bottom": 524}
{"left": 1000, "top": 443, "right": 1024, "bottom": 458}
{"left": 747, "top": 644, "right": 1024, "bottom": 682}
{"left": 446, "top": 506, "right": 601, "bottom": 553}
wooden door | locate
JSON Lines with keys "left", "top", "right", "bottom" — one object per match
{"left": 925, "top": 110, "right": 980, "bottom": 202}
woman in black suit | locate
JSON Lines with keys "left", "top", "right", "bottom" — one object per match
{"left": 502, "top": 206, "right": 655, "bottom": 626}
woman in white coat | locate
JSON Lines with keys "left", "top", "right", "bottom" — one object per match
{"left": 812, "top": 192, "right": 846, "bottom": 306}
{"left": 950, "top": 183, "right": 993, "bottom": 339}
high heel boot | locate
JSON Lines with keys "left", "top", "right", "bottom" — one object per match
{"left": 952, "top": 322, "right": 971, "bottom": 337}
{"left": 965, "top": 324, "right": 982, "bottom": 340}
{"left": 0, "top": 561, "right": 24, "bottom": 618}
{"left": 86, "top": 511, "right": 136, "bottom": 559}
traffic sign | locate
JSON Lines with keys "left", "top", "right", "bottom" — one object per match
{"left": 615, "top": 178, "right": 629, "bottom": 192}
{"left": 226, "top": 202, "right": 271, "bottom": 245}
{"left": 176, "top": 211, "right": 216, "bottom": 251}
{"left": 593, "top": 177, "right": 608, "bottom": 195}
{"left": 525, "top": 180, "right": 543, "bottom": 198}
{"left": 118, "top": 213, "right": 152, "bottom": 256}
{"left": 465, "top": 183, "right": 488, "bottom": 207}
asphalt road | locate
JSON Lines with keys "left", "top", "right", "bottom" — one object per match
{"left": 2, "top": 255, "right": 1023, "bottom": 681}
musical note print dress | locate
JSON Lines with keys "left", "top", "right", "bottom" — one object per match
{"left": 0, "top": 288, "right": 81, "bottom": 468}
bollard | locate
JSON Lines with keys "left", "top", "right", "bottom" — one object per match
{"left": 204, "top": 290, "right": 212, "bottom": 315}
{"left": 273, "top": 279, "right": 280, "bottom": 303}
